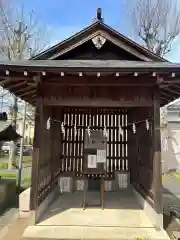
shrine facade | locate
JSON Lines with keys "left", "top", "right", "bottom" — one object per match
{"left": 0, "top": 9, "right": 180, "bottom": 231}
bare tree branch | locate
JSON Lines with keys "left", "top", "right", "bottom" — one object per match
{"left": 0, "top": 0, "right": 51, "bottom": 60}
{"left": 0, "top": 0, "right": 50, "bottom": 167}
{"left": 124, "top": 0, "right": 180, "bottom": 56}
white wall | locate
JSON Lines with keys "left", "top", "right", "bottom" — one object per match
{"left": 162, "top": 122, "right": 180, "bottom": 173}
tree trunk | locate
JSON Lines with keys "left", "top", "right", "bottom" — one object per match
{"left": 8, "top": 96, "right": 18, "bottom": 169}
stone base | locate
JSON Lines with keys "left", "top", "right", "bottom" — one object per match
{"left": 19, "top": 188, "right": 31, "bottom": 218}
{"left": 36, "top": 185, "right": 60, "bottom": 224}
{"left": 0, "top": 179, "right": 16, "bottom": 213}
{"left": 133, "top": 187, "right": 163, "bottom": 230}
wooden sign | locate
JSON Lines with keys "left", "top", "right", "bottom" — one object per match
{"left": 83, "top": 129, "right": 107, "bottom": 174}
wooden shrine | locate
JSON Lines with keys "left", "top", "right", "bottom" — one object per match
{"left": 0, "top": 8, "right": 180, "bottom": 229}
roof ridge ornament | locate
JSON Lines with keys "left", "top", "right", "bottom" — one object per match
{"left": 92, "top": 35, "right": 106, "bottom": 49}
{"left": 97, "top": 8, "right": 103, "bottom": 21}
{"left": 93, "top": 8, "right": 104, "bottom": 23}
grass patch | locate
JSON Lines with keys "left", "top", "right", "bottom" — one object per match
{"left": 0, "top": 173, "right": 31, "bottom": 187}
{"left": 0, "top": 173, "right": 17, "bottom": 183}
{"left": 174, "top": 172, "right": 180, "bottom": 180}
{"left": 0, "top": 155, "right": 32, "bottom": 169}
{"left": 162, "top": 172, "right": 180, "bottom": 181}
{"left": 0, "top": 162, "right": 8, "bottom": 169}
{"left": 22, "top": 177, "right": 31, "bottom": 186}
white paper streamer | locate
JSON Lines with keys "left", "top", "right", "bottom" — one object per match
{"left": 46, "top": 117, "right": 51, "bottom": 130}
{"left": 103, "top": 125, "right": 108, "bottom": 138}
{"left": 61, "top": 122, "right": 65, "bottom": 135}
{"left": 132, "top": 123, "right": 136, "bottom": 134}
{"left": 87, "top": 126, "right": 91, "bottom": 137}
{"left": 146, "top": 119, "right": 150, "bottom": 130}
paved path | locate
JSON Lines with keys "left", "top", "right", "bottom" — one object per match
{"left": 1, "top": 217, "right": 29, "bottom": 240}
{"left": 163, "top": 177, "right": 180, "bottom": 217}
{"left": 0, "top": 208, "right": 18, "bottom": 239}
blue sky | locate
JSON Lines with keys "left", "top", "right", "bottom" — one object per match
{"left": 22, "top": 0, "right": 180, "bottom": 62}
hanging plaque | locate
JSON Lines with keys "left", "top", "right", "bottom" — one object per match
{"left": 88, "top": 155, "right": 97, "bottom": 168}
{"left": 97, "top": 149, "right": 106, "bottom": 163}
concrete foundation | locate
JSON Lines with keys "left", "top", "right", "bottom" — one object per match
{"left": 22, "top": 188, "right": 170, "bottom": 240}
{"left": 35, "top": 185, "right": 60, "bottom": 224}
{"left": 133, "top": 187, "right": 163, "bottom": 230}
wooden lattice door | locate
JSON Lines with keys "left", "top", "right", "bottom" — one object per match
{"left": 61, "top": 107, "right": 128, "bottom": 178}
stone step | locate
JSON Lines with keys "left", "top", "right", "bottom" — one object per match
{"left": 22, "top": 225, "right": 170, "bottom": 240}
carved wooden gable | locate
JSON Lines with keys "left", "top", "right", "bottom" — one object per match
{"left": 56, "top": 38, "right": 141, "bottom": 60}
{"left": 32, "top": 21, "right": 164, "bottom": 62}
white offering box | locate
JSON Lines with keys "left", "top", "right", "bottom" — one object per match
{"left": 76, "top": 180, "right": 84, "bottom": 191}
{"left": 118, "top": 173, "right": 128, "bottom": 188}
{"left": 59, "top": 177, "right": 71, "bottom": 192}
{"left": 104, "top": 181, "right": 112, "bottom": 191}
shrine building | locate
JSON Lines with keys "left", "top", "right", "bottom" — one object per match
{"left": 0, "top": 8, "right": 179, "bottom": 239}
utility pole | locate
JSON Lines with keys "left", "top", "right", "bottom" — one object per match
{"left": 18, "top": 101, "right": 27, "bottom": 191}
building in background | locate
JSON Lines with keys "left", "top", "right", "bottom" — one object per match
{"left": 7, "top": 111, "right": 34, "bottom": 145}
{"left": 16, "top": 112, "right": 34, "bottom": 145}
{"left": 162, "top": 101, "right": 180, "bottom": 173}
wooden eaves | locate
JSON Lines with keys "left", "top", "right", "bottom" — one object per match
{"left": 0, "top": 60, "right": 179, "bottom": 106}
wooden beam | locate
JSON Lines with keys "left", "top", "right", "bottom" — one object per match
{"left": 40, "top": 76, "right": 157, "bottom": 86}
{"left": 163, "top": 79, "right": 180, "bottom": 84}
{"left": 7, "top": 81, "right": 27, "bottom": 90}
{"left": 172, "top": 85, "right": 180, "bottom": 90}
{"left": 30, "top": 100, "right": 40, "bottom": 220}
{"left": 14, "top": 85, "right": 35, "bottom": 94}
{"left": 19, "top": 90, "right": 36, "bottom": 97}
{"left": 160, "top": 97, "right": 169, "bottom": 102}
{"left": 23, "top": 95, "right": 36, "bottom": 102}
{"left": 40, "top": 96, "right": 153, "bottom": 107}
{"left": 160, "top": 91, "right": 175, "bottom": 100}
{"left": 0, "top": 77, "right": 11, "bottom": 86}
{"left": 164, "top": 87, "right": 180, "bottom": 96}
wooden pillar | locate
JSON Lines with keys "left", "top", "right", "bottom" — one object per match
{"left": 127, "top": 109, "right": 135, "bottom": 184}
{"left": 30, "top": 80, "right": 44, "bottom": 224}
{"left": 29, "top": 100, "right": 41, "bottom": 224}
{"left": 152, "top": 89, "right": 163, "bottom": 228}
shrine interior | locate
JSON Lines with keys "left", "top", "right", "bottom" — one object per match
{"left": 35, "top": 105, "right": 154, "bottom": 211}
